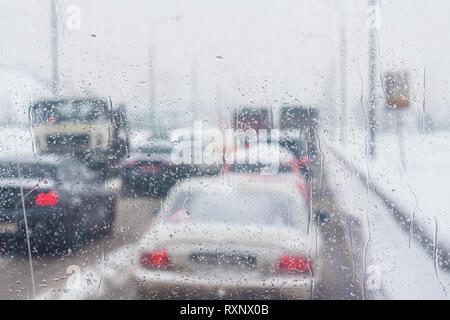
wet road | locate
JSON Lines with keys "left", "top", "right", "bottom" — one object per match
{"left": 0, "top": 196, "right": 159, "bottom": 300}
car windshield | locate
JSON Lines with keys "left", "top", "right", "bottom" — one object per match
{"left": 168, "top": 190, "right": 299, "bottom": 227}
{"left": 31, "top": 100, "right": 108, "bottom": 124}
{"left": 2, "top": 0, "right": 450, "bottom": 303}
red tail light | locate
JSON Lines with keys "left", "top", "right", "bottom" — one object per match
{"left": 139, "top": 164, "right": 163, "bottom": 173}
{"left": 35, "top": 191, "right": 60, "bottom": 207}
{"left": 140, "top": 249, "right": 168, "bottom": 269}
{"left": 278, "top": 255, "right": 312, "bottom": 274}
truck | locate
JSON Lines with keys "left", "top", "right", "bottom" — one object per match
{"left": 30, "top": 97, "right": 130, "bottom": 172}
{"left": 278, "top": 105, "right": 319, "bottom": 160}
{"left": 232, "top": 106, "right": 274, "bottom": 131}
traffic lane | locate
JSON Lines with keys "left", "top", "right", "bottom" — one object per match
{"left": 0, "top": 172, "right": 364, "bottom": 299}
{"left": 309, "top": 162, "right": 365, "bottom": 300}
{"left": 0, "top": 196, "right": 159, "bottom": 300}
{"left": 40, "top": 182, "right": 362, "bottom": 299}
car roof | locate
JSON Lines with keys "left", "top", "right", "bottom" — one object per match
{"left": 0, "top": 151, "right": 74, "bottom": 165}
{"left": 33, "top": 97, "right": 107, "bottom": 105}
{"left": 172, "top": 173, "right": 302, "bottom": 198}
{"left": 230, "top": 144, "right": 296, "bottom": 164}
{"left": 129, "top": 129, "right": 171, "bottom": 150}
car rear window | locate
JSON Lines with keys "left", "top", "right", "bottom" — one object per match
{"left": 168, "top": 190, "right": 300, "bottom": 227}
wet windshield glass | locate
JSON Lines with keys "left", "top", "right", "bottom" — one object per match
{"left": 1, "top": 0, "right": 450, "bottom": 303}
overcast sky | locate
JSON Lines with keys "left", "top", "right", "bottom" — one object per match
{"left": 0, "top": 0, "right": 449, "bottom": 129}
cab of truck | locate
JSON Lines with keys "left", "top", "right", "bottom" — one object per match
{"left": 30, "top": 97, "right": 129, "bottom": 169}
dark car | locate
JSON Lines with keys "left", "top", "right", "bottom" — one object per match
{"left": 0, "top": 153, "right": 116, "bottom": 254}
{"left": 120, "top": 139, "right": 184, "bottom": 198}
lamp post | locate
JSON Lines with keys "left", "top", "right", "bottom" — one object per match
{"left": 367, "top": 0, "right": 380, "bottom": 158}
{"left": 50, "top": 0, "right": 59, "bottom": 95}
{"left": 148, "top": 15, "right": 182, "bottom": 122}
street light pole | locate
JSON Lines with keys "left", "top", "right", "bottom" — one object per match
{"left": 148, "top": 15, "right": 182, "bottom": 120}
{"left": 190, "top": 59, "right": 198, "bottom": 121}
{"left": 336, "top": 4, "right": 347, "bottom": 145}
{"left": 367, "top": 0, "right": 379, "bottom": 158}
{"left": 50, "top": 0, "right": 59, "bottom": 95}
{"left": 148, "top": 43, "right": 156, "bottom": 120}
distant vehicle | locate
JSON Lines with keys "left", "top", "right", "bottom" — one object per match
{"left": 134, "top": 174, "right": 320, "bottom": 299}
{"left": 0, "top": 153, "right": 116, "bottom": 253}
{"left": 278, "top": 106, "right": 319, "bottom": 159}
{"left": 119, "top": 136, "right": 182, "bottom": 198}
{"left": 169, "top": 125, "right": 224, "bottom": 178}
{"left": 232, "top": 106, "right": 273, "bottom": 131}
{"left": 30, "top": 98, "right": 130, "bottom": 170}
{"left": 224, "top": 143, "right": 310, "bottom": 200}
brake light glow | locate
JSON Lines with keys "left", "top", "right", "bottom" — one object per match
{"left": 278, "top": 255, "right": 312, "bottom": 274}
{"left": 140, "top": 249, "right": 168, "bottom": 269}
{"left": 139, "top": 164, "right": 163, "bottom": 173}
{"left": 35, "top": 191, "right": 60, "bottom": 207}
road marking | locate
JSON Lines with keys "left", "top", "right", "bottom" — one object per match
{"left": 35, "top": 244, "right": 139, "bottom": 300}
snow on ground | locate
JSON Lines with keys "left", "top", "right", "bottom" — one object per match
{"left": 329, "top": 129, "right": 450, "bottom": 248}
{"left": 322, "top": 129, "right": 450, "bottom": 299}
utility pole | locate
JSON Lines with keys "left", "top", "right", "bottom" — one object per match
{"left": 367, "top": 0, "right": 379, "bottom": 158}
{"left": 147, "top": 15, "right": 182, "bottom": 128}
{"left": 214, "top": 57, "right": 224, "bottom": 127}
{"left": 190, "top": 59, "right": 198, "bottom": 121}
{"left": 148, "top": 44, "right": 156, "bottom": 124}
{"left": 50, "top": 0, "right": 59, "bottom": 95}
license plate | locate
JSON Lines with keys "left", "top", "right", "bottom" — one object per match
{"left": 0, "top": 223, "right": 18, "bottom": 233}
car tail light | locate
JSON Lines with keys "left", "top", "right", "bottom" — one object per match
{"left": 140, "top": 249, "right": 168, "bottom": 269}
{"left": 278, "top": 255, "right": 312, "bottom": 274}
{"left": 35, "top": 190, "right": 60, "bottom": 207}
{"left": 47, "top": 115, "right": 57, "bottom": 125}
{"left": 139, "top": 164, "right": 163, "bottom": 173}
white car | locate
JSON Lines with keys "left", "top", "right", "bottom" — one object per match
{"left": 133, "top": 173, "right": 321, "bottom": 299}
